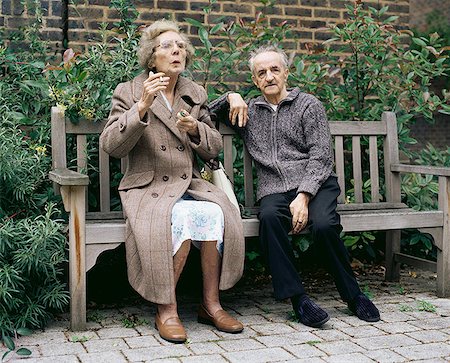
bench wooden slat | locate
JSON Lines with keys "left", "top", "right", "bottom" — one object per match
{"left": 121, "top": 157, "right": 128, "bottom": 174}
{"left": 383, "top": 112, "right": 401, "bottom": 203}
{"left": 76, "top": 135, "right": 89, "bottom": 211}
{"left": 99, "top": 148, "right": 111, "bottom": 212}
{"left": 85, "top": 209, "right": 444, "bottom": 244}
{"left": 66, "top": 119, "right": 106, "bottom": 134}
{"left": 217, "top": 123, "right": 236, "bottom": 135}
{"left": 76, "top": 135, "right": 87, "bottom": 173}
{"left": 392, "top": 164, "right": 450, "bottom": 177}
{"left": 49, "top": 168, "right": 89, "bottom": 186}
{"left": 329, "top": 121, "right": 387, "bottom": 135}
{"left": 352, "top": 136, "right": 363, "bottom": 203}
{"left": 334, "top": 136, "right": 345, "bottom": 203}
{"left": 51, "top": 107, "right": 67, "bottom": 170}
{"left": 86, "top": 222, "right": 126, "bottom": 244}
{"left": 87, "top": 211, "right": 123, "bottom": 220}
{"left": 369, "top": 136, "right": 380, "bottom": 202}
{"left": 243, "top": 146, "right": 254, "bottom": 207}
{"left": 341, "top": 210, "right": 443, "bottom": 231}
{"left": 337, "top": 202, "right": 407, "bottom": 211}
{"left": 223, "top": 135, "right": 234, "bottom": 183}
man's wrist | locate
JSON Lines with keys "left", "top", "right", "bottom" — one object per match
{"left": 226, "top": 92, "right": 238, "bottom": 103}
{"left": 297, "top": 192, "right": 311, "bottom": 203}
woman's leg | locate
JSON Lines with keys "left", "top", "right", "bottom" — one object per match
{"left": 198, "top": 240, "right": 244, "bottom": 333}
{"left": 157, "top": 239, "right": 191, "bottom": 322}
{"left": 200, "top": 240, "right": 223, "bottom": 314}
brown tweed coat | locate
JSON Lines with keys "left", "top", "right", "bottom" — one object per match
{"left": 100, "top": 73, "right": 245, "bottom": 304}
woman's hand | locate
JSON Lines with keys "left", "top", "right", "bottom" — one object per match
{"left": 138, "top": 72, "right": 170, "bottom": 119}
{"left": 227, "top": 92, "right": 248, "bottom": 127}
{"left": 176, "top": 109, "right": 199, "bottom": 136}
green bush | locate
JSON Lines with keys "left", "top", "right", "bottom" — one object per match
{"left": 0, "top": 205, "right": 67, "bottom": 334}
{"left": 46, "top": 22, "right": 141, "bottom": 123}
{"left": 0, "top": 1, "right": 67, "bottom": 339}
{"left": 400, "top": 144, "right": 450, "bottom": 260}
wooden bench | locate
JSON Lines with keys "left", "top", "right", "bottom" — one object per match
{"left": 49, "top": 108, "right": 450, "bottom": 330}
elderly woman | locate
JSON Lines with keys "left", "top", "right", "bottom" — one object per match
{"left": 100, "top": 20, "right": 244, "bottom": 343}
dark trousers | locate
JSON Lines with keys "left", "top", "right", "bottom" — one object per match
{"left": 258, "top": 176, "right": 361, "bottom": 302}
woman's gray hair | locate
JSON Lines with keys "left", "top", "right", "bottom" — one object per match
{"left": 248, "top": 44, "right": 289, "bottom": 73}
{"left": 138, "top": 19, "right": 195, "bottom": 71}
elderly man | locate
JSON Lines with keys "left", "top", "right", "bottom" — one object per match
{"left": 210, "top": 45, "right": 380, "bottom": 327}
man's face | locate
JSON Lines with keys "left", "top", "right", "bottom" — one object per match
{"left": 251, "top": 51, "right": 289, "bottom": 99}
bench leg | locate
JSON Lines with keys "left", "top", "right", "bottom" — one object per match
{"left": 64, "top": 185, "right": 87, "bottom": 331}
{"left": 437, "top": 176, "right": 450, "bottom": 297}
{"left": 385, "top": 230, "right": 401, "bottom": 281}
{"left": 437, "top": 237, "right": 450, "bottom": 297}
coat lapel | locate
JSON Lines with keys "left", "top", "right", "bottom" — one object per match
{"left": 151, "top": 95, "right": 184, "bottom": 140}
{"left": 173, "top": 76, "right": 202, "bottom": 115}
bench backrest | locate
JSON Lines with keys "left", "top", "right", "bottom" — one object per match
{"left": 51, "top": 108, "right": 400, "bottom": 215}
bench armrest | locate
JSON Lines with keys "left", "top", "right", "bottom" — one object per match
{"left": 391, "top": 163, "right": 450, "bottom": 177}
{"left": 49, "top": 168, "right": 89, "bottom": 186}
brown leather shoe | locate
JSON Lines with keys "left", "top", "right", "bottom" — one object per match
{"left": 197, "top": 305, "right": 244, "bottom": 333}
{"left": 155, "top": 313, "right": 187, "bottom": 343}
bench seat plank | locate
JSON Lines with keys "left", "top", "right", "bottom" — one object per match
{"left": 85, "top": 209, "right": 443, "bottom": 244}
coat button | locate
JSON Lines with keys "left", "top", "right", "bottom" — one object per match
{"left": 162, "top": 175, "right": 169, "bottom": 181}
{"left": 151, "top": 192, "right": 158, "bottom": 198}
{"left": 160, "top": 145, "right": 166, "bottom": 151}
{"left": 177, "top": 145, "right": 185, "bottom": 151}
{"left": 181, "top": 174, "right": 187, "bottom": 180}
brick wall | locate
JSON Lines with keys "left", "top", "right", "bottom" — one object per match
{"left": 1, "top": 0, "right": 410, "bottom": 53}
{"left": 409, "top": 114, "right": 450, "bottom": 152}
{"left": 409, "top": 0, "right": 450, "bottom": 31}
{"left": 1, "top": 0, "right": 64, "bottom": 53}
{"left": 67, "top": 0, "right": 409, "bottom": 52}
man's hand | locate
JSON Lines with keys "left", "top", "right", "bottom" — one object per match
{"left": 227, "top": 93, "right": 248, "bottom": 127}
{"left": 176, "top": 109, "right": 199, "bottom": 136}
{"left": 290, "top": 192, "right": 310, "bottom": 234}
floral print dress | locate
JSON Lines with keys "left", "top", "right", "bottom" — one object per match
{"left": 171, "top": 194, "right": 224, "bottom": 255}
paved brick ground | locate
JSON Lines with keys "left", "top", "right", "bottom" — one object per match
{"left": 4, "top": 268, "right": 450, "bottom": 362}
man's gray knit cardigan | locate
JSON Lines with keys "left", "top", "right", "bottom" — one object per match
{"left": 209, "top": 88, "right": 335, "bottom": 202}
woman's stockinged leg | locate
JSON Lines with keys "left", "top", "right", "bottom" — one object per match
{"left": 198, "top": 240, "right": 244, "bottom": 333}
{"left": 200, "top": 241, "right": 223, "bottom": 315}
{"left": 157, "top": 239, "right": 191, "bottom": 322}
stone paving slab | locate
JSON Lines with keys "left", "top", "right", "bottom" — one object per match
{"left": 4, "top": 268, "right": 450, "bottom": 362}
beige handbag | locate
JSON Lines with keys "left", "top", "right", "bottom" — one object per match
{"left": 203, "top": 159, "right": 240, "bottom": 212}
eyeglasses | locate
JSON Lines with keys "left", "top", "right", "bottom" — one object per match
{"left": 155, "top": 39, "right": 187, "bottom": 51}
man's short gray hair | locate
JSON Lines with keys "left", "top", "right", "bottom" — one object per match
{"left": 248, "top": 44, "right": 289, "bottom": 73}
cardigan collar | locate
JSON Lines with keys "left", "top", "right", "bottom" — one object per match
{"left": 254, "top": 87, "right": 301, "bottom": 108}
